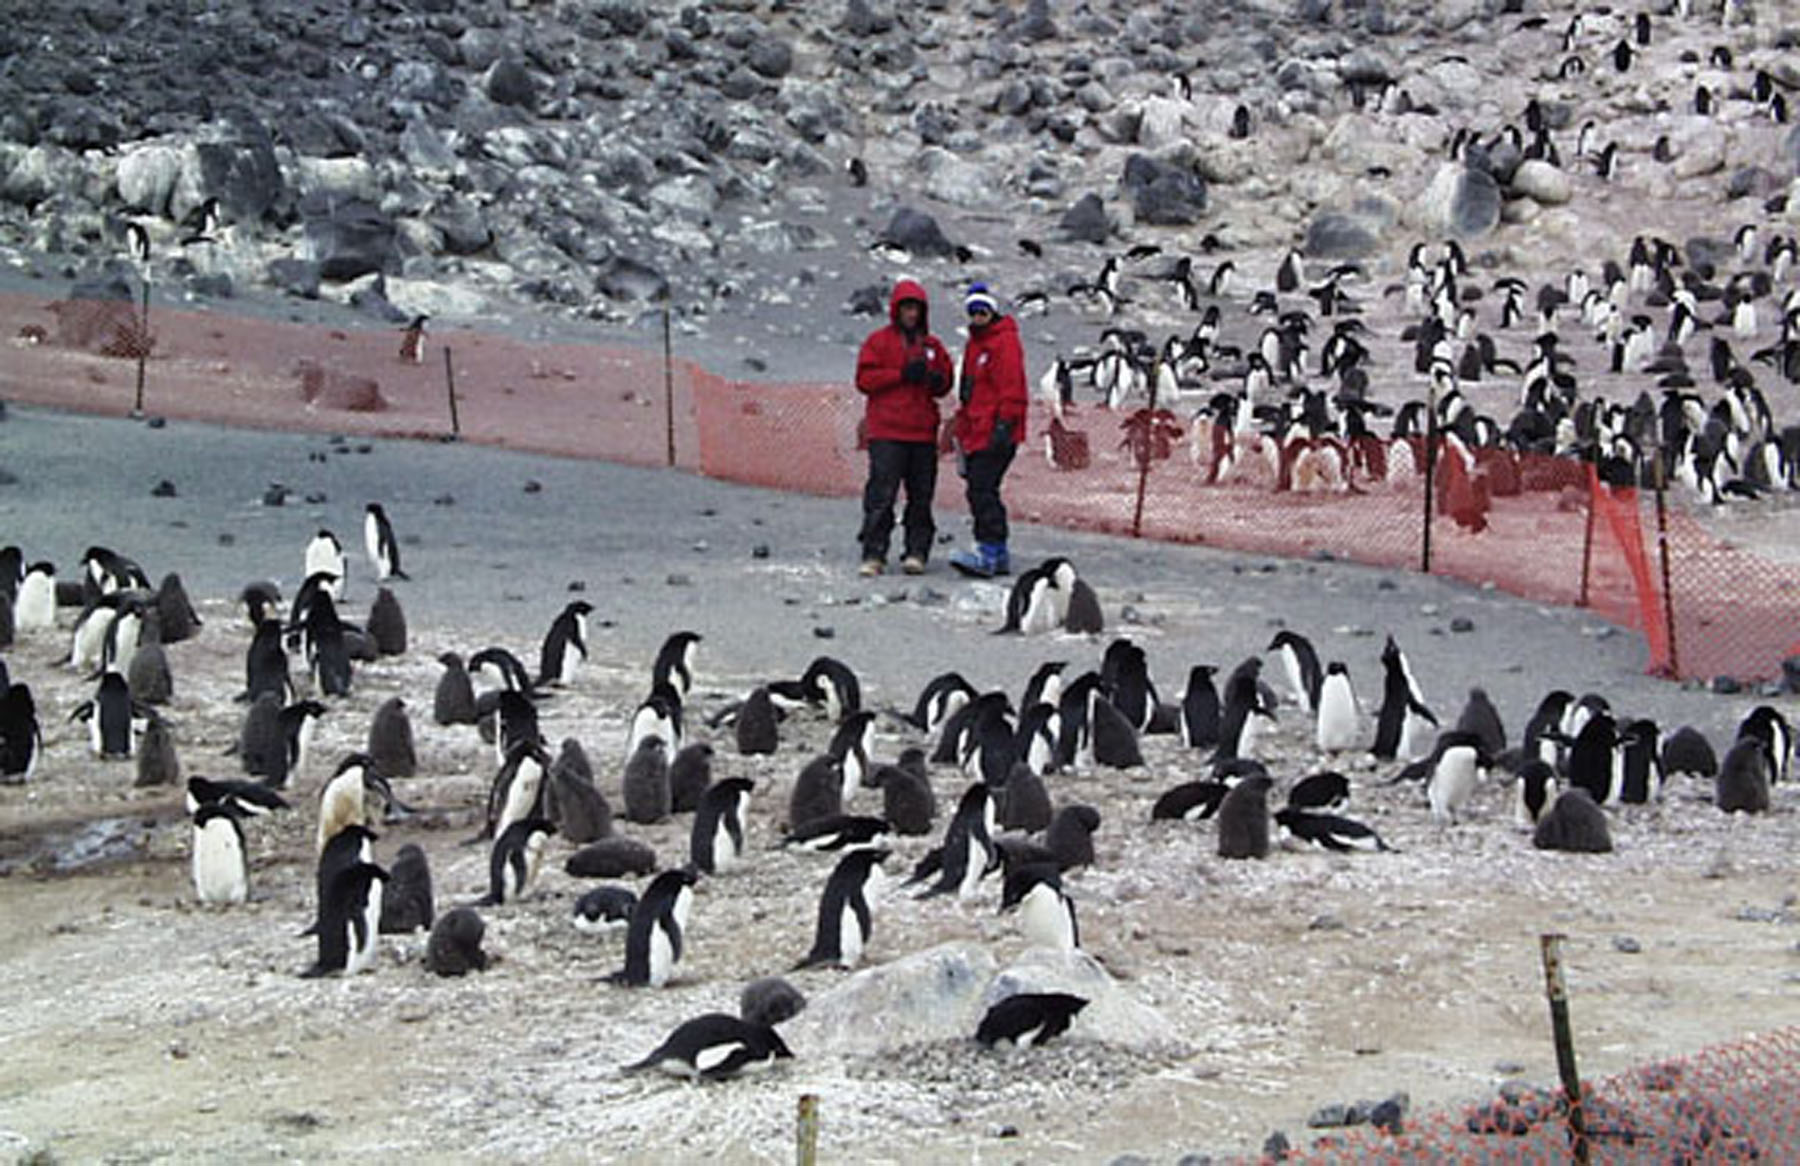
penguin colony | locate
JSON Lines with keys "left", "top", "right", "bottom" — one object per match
{"left": 2, "top": 516, "right": 1789, "bottom": 1107}
{"left": 1009, "top": 12, "right": 1799, "bottom": 507}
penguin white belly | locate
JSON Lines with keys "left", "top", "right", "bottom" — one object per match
{"left": 559, "top": 645, "right": 582, "bottom": 686}
{"left": 1020, "top": 887, "right": 1075, "bottom": 951}
{"left": 1429, "top": 757, "right": 1479, "bottom": 823}
{"left": 1315, "top": 689, "right": 1359, "bottom": 753}
{"left": 1027, "top": 730, "right": 1056, "bottom": 776}
{"left": 838, "top": 901, "right": 865, "bottom": 969}
{"left": 15, "top": 576, "right": 55, "bottom": 631}
{"left": 955, "top": 839, "right": 985, "bottom": 901}
{"left": 104, "top": 613, "right": 141, "bottom": 674}
{"left": 712, "top": 818, "right": 740, "bottom": 873}
{"left": 192, "top": 826, "right": 248, "bottom": 904}
{"left": 70, "top": 613, "right": 108, "bottom": 672}
{"left": 1238, "top": 711, "right": 1269, "bottom": 761}
{"left": 648, "top": 924, "right": 675, "bottom": 987}
{"left": 495, "top": 765, "right": 543, "bottom": 842}
{"left": 1399, "top": 710, "right": 1434, "bottom": 763}
{"left": 346, "top": 884, "right": 383, "bottom": 974}
{"left": 1020, "top": 585, "right": 1058, "bottom": 635}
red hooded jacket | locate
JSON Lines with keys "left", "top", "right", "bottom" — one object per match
{"left": 955, "top": 312, "right": 1028, "bottom": 454}
{"left": 855, "top": 279, "right": 954, "bottom": 443}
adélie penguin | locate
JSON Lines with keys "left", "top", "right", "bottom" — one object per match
{"left": 191, "top": 802, "right": 250, "bottom": 904}
{"left": 1532, "top": 788, "right": 1613, "bottom": 852}
{"left": 612, "top": 869, "right": 697, "bottom": 988}
{"left": 999, "top": 864, "right": 1080, "bottom": 951}
{"left": 623, "top": 1014, "right": 793, "bottom": 1081}
{"left": 538, "top": 600, "right": 593, "bottom": 688}
{"left": 733, "top": 685, "right": 781, "bottom": 755}
{"left": 573, "top": 885, "right": 638, "bottom": 936}
{"left": 302, "top": 861, "right": 388, "bottom": 977}
{"left": 691, "top": 777, "right": 754, "bottom": 875}
{"left": 425, "top": 907, "right": 488, "bottom": 977}
{"left": 379, "top": 843, "right": 434, "bottom": 933}
{"left": 1314, "top": 662, "right": 1359, "bottom": 754}
{"left": 913, "top": 782, "right": 998, "bottom": 900}
{"left": 1425, "top": 731, "right": 1492, "bottom": 824}
{"left": 1274, "top": 807, "right": 1394, "bottom": 853}
{"left": 1216, "top": 773, "right": 1275, "bottom": 859}
{"left": 795, "top": 847, "right": 888, "bottom": 970}
{"left": 1287, "top": 770, "right": 1350, "bottom": 813}
{"left": 479, "top": 818, "right": 556, "bottom": 905}
{"left": 303, "top": 529, "right": 346, "bottom": 601}
{"left": 363, "top": 503, "right": 409, "bottom": 582}
{"left": 1267, "top": 630, "right": 1323, "bottom": 712}
{"left": 975, "top": 993, "right": 1088, "bottom": 1048}
{"left": 1513, "top": 758, "right": 1559, "bottom": 828}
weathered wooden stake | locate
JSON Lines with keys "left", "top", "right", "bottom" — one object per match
{"left": 662, "top": 298, "right": 676, "bottom": 469}
{"left": 1539, "top": 934, "right": 1591, "bottom": 1164}
{"left": 796, "top": 1092, "right": 819, "bottom": 1166}
{"left": 1651, "top": 447, "right": 1679, "bottom": 677}
{"left": 442, "top": 345, "right": 461, "bottom": 439}
{"left": 1129, "top": 358, "right": 1161, "bottom": 540}
{"left": 132, "top": 278, "right": 151, "bottom": 417}
{"left": 1578, "top": 465, "right": 1598, "bottom": 607}
{"left": 1420, "top": 376, "right": 1437, "bottom": 573}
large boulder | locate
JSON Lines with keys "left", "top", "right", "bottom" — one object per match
{"left": 1305, "top": 211, "right": 1379, "bottom": 259}
{"left": 115, "top": 143, "right": 184, "bottom": 216}
{"left": 1060, "top": 192, "right": 1111, "bottom": 244}
{"left": 878, "top": 205, "right": 958, "bottom": 258}
{"left": 485, "top": 57, "right": 539, "bottom": 111}
{"left": 302, "top": 196, "right": 399, "bottom": 281}
{"left": 1121, "top": 154, "right": 1207, "bottom": 225}
{"left": 1415, "top": 163, "right": 1501, "bottom": 239}
{"left": 1509, "top": 159, "right": 1572, "bottom": 206}
{"left": 171, "top": 118, "right": 287, "bottom": 228}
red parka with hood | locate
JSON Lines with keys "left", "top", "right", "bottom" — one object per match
{"left": 855, "top": 279, "right": 954, "bottom": 443}
{"left": 955, "top": 312, "right": 1028, "bottom": 454}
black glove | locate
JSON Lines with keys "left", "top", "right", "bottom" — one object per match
{"left": 926, "top": 369, "right": 949, "bottom": 395}
{"left": 901, "top": 357, "right": 928, "bottom": 384}
{"left": 993, "top": 419, "right": 1016, "bottom": 450}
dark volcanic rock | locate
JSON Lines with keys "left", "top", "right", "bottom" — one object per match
{"left": 879, "top": 206, "right": 958, "bottom": 258}
{"left": 303, "top": 196, "right": 398, "bottom": 282}
{"left": 1305, "top": 211, "right": 1379, "bottom": 259}
{"left": 1060, "top": 192, "right": 1111, "bottom": 244}
{"left": 1121, "top": 154, "right": 1207, "bottom": 225}
{"left": 485, "top": 58, "right": 539, "bottom": 111}
{"left": 191, "top": 118, "right": 288, "bottom": 226}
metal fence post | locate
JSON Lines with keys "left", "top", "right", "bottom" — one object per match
{"left": 1540, "top": 934, "right": 1591, "bottom": 1163}
{"left": 662, "top": 297, "right": 676, "bottom": 469}
{"left": 1420, "top": 377, "right": 1437, "bottom": 573}
{"left": 1129, "top": 357, "right": 1160, "bottom": 539}
{"left": 1652, "top": 447, "right": 1679, "bottom": 678}
{"left": 442, "top": 346, "right": 461, "bottom": 440}
{"left": 132, "top": 278, "right": 151, "bottom": 417}
{"left": 1578, "top": 464, "right": 1597, "bottom": 607}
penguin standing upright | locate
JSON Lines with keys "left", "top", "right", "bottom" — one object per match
{"left": 691, "top": 776, "right": 754, "bottom": 875}
{"left": 827, "top": 711, "right": 878, "bottom": 805}
{"left": 1565, "top": 713, "right": 1620, "bottom": 804}
{"left": 134, "top": 712, "right": 180, "bottom": 787}
{"left": 869, "top": 748, "right": 935, "bottom": 835}
{"left": 622, "top": 736, "right": 672, "bottom": 825}
{"left": 652, "top": 631, "right": 704, "bottom": 699}
{"left": 433, "top": 652, "right": 479, "bottom": 726}
{"left": 623, "top": 1014, "right": 793, "bottom": 1081}
{"left": 304, "top": 530, "right": 346, "bottom": 601}
{"left": 0, "top": 683, "right": 40, "bottom": 782}
{"left": 734, "top": 686, "right": 780, "bottom": 755}
{"left": 1179, "top": 664, "right": 1221, "bottom": 749}
{"left": 917, "top": 783, "right": 998, "bottom": 899}
{"left": 14, "top": 562, "right": 56, "bottom": 632}
{"left": 1267, "top": 631, "right": 1323, "bottom": 713}
{"left": 1514, "top": 758, "right": 1559, "bottom": 828}
{"left": 1000, "top": 864, "right": 1080, "bottom": 951}
{"left": 1371, "top": 637, "right": 1435, "bottom": 762}
{"left": 191, "top": 803, "right": 249, "bottom": 904}
{"left": 626, "top": 683, "right": 684, "bottom": 759}
{"left": 365, "top": 588, "right": 407, "bottom": 656}
{"left": 667, "top": 742, "right": 715, "bottom": 813}
{"left": 70, "top": 672, "right": 142, "bottom": 758}
{"left": 1045, "top": 804, "right": 1101, "bottom": 871}
{"left": 487, "top": 738, "right": 551, "bottom": 841}
{"left": 796, "top": 848, "right": 888, "bottom": 970}
{"left": 366, "top": 696, "right": 417, "bottom": 779}
{"left": 363, "top": 504, "right": 409, "bottom": 582}
{"left": 613, "top": 869, "right": 697, "bottom": 988}
{"left": 1427, "top": 731, "right": 1490, "bottom": 824}
{"left": 379, "top": 843, "right": 434, "bottom": 933}
{"left": 303, "top": 592, "right": 353, "bottom": 698}
{"left": 480, "top": 818, "right": 556, "bottom": 905}
{"left": 1716, "top": 738, "right": 1772, "bottom": 813}
{"left": 787, "top": 753, "right": 846, "bottom": 833}
{"left": 538, "top": 600, "right": 593, "bottom": 688}
{"left": 243, "top": 618, "right": 291, "bottom": 705}
{"left": 1213, "top": 658, "right": 1276, "bottom": 764}
{"left": 1314, "top": 662, "right": 1359, "bottom": 753}
{"left": 316, "top": 753, "right": 392, "bottom": 855}
{"left": 1216, "top": 774, "right": 1274, "bottom": 859}
{"left": 303, "top": 862, "right": 389, "bottom": 977}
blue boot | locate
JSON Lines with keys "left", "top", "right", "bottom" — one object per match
{"left": 950, "top": 542, "right": 1010, "bottom": 578}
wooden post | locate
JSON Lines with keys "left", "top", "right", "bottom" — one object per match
{"left": 1578, "top": 464, "right": 1598, "bottom": 607}
{"left": 1539, "top": 934, "right": 1590, "bottom": 1165}
{"left": 441, "top": 345, "right": 461, "bottom": 440}
{"left": 132, "top": 278, "right": 151, "bottom": 417}
{"left": 662, "top": 297, "right": 676, "bottom": 469}
{"left": 1420, "top": 377, "right": 1437, "bottom": 573}
{"left": 1129, "top": 358, "right": 1160, "bottom": 539}
{"left": 796, "top": 1093, "right": 819, "bottom": 1166}
{"left": 1651, "top": 447, "right": 1679, "bottom": 678}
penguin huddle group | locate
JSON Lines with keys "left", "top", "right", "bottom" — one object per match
{"left": 1018, "top": 7, "right": 1797, "bottom": 506}
{"left": 0, "top": 544, "right": 201, "bottom": 785}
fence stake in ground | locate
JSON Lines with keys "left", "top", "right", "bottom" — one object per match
{"left": 1578, "top": 466, "right": 1598, "bottom": 607}
{"left": 442, "top": 346, "right": 462, "bottom": 440}
{"left": 796, "top": 1093, "right": 819, "bottom": 1166}
{"left": 1539, "top": 933, "right": 1591, "bottom": 1164}
{"left": 132, "top": 278, "right": 151, "bottom": 417}
{"left": 1651, "top": 447, "right": 1679, "bottom": 678}
{"left": 1420, "top": 376, "right": 1437, "bottom": 573}
{"left": 662, "top": 297, "right": 676, "bottom": 469}
{"left": 1129, "top": 356, "right": 1162, "bottom": 539}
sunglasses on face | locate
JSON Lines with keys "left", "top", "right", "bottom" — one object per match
{"left": 968, "top": 307, "right": 993, "bottom": 319}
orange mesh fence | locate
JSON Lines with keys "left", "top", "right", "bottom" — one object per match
{"left": 1271, "top": 1026, "right": 1800, "bottom": 1164}
{"left": 2, "top": 287, "right": 1793, "bottom": 681}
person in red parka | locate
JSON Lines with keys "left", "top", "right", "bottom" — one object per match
{"left": 854, "top": 277, "right": 954, "bottom": 576}
{"left": 950, "top": 282, "right": 1028, "bottom": 578}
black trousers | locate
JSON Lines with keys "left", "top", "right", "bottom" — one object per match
{"left": 963, "top": 441, "right": 1016, "bottom": 545}
{"left": 860, "top": 439, "right": 938, "bottom": 561}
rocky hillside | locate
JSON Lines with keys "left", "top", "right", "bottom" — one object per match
{"left": 0, "top": 0, "right": 1796, "bottom": 370}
